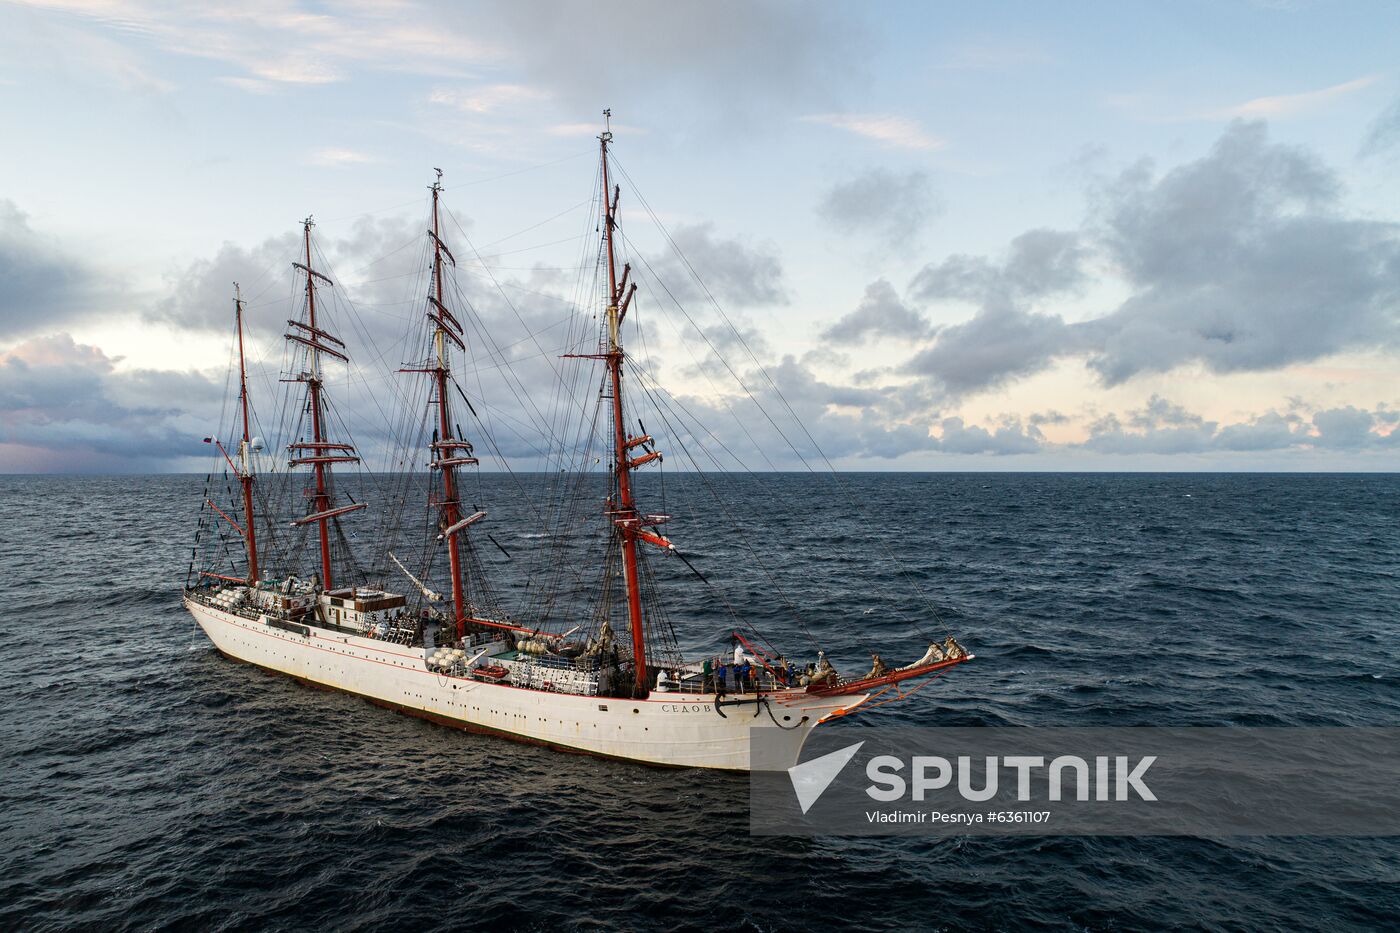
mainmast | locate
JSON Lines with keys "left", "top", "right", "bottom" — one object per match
{"left": 234, "top": 284, "right": 259, "bottom": 585}
{"left": 285, "top": 217, "right": 363, "bottom": 590}
{"left": 422, "top": 171, "right": 476, "bottom": 638}
{"left": 599, "top": 113, "right": 663, "bottom": 696}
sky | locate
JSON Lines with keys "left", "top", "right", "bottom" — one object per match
{"left": 3, "top": 0, "right": 1400, "bottom": 472}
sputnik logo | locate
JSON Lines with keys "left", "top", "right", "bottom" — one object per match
{"left": 788, "top": 742, "right": 864, "bottom": 814}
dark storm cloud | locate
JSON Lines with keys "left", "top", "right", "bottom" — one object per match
{"left": 898, "top": 121, "right": 1400, "bottom": 398}
{"left": 817, "top": 168, "right": 937, "bottom": 248}
{"left": 0, "top": 199, "right": 101, "bottom": 339}
{"left": 821, "top": 279, "right": 932, "bottom": 344}
{"left": 0, "top": 334, "right": 218, "bottom": 469}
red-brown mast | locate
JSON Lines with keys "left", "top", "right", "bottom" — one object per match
{"left": 600, "top": 117, "right": 649, "bottom": 695}
{"left": 428, "top": 172, "right": 472, "bottom": 637}
{"left": 234, "top": 284, "right": 259, "bottom": 585}
{"left": 285, "top": 218, "right": 362, "bottom": 590}
{"left": 304, "top": 220, "right": 334, "bottom": 589}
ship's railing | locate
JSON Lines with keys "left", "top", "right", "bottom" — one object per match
{"left": 656, "top": 668, "right": 795, "bottom": 696}
{"left": 506, "top": 654, "right": 602, "bottom": 696}
{"left": 513, "top": 653, "right": 602, "bottom": 672}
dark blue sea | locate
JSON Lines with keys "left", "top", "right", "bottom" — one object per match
{"left": 2, "top": 473, "right": 1398, "bottom": 931}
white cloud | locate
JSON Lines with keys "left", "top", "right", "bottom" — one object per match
{"left": 800, "top": 113, "right": 945, "bottom": 151}
{"left": 428, "top": 83, "right": 548, "bottom": 113}
{"left": 9, "top": 1, "right": 498, "bottom": 89}
{"left": 1215, "top": 75, "right": 1378, "bottom": 118}
{"left": 308, "top": 148, "right": 377, "bottom": 167}
{"left": 214, "top": 75, "right": 276, "bottom": 94}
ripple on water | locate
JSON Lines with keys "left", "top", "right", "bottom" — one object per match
{"left": 1, "top": 473, "right": 1398, "bottom": 930}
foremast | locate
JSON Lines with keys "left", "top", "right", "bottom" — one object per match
{"left": 598, "top": 116, "right": 667, "bottom": 696}
{"left": 419, "top": 171, "right": 477, "bottom": 639}
{"left": 285, "top": 218, "right": 363, "bottom": 590}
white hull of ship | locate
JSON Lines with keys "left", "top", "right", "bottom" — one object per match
{"left": 185, "top": 598, "right": 868, "bottom": 771}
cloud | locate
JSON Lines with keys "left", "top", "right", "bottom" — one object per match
{"left": 149, "top": 229, "right": 303, "bottom": 333}
{"left": 148, "top": 210, "right": 475, "bottom": 340}
{"left": 141, "top": 205, "right": 640, "bottom": 469}
{"left": 1029, "top": 410, "right": 1069, "bottom": 427}
{"left": 0, "top": 334, "right": 218, "bottom": 471}
{"left": 428, "top": 84, "right": 548, "bottom": 114}
{"left": 1111, "top": 76, "right": 1379, "bottom": 125}
{"left": 800, "top": 113, "right": 945, "bottom": 151}
{"left": 214, "top": 76, "right": 276, "bottom": 94}
{"left": 911, "top": 228, "right": 1086, "bottom": 305}
{"left": 821, "top": 280, "right": 932, "bottom": 344}
{"left": 933, "top": 416, "right": 1040, "bottom": 455}
{"left": 1214, "top": 76, "right": 1377, "bottom": 119}
{"left": 308, "top": 148, "right": 377, "bottom": 167}
{"left": 896, "top": 121, "right": 1400, "bottom": 398}
{"left": 1078, "top": 395, "right": 1395, "bottom": 454}
{"left": 640, "top": 222, "right": 786, "bottom": 309}
{"left": 471, "top": 0, "right": 866, "bottom": 125}
{"left": 0, "top": 198, "right": 102, "bottom": 340}
{"left": 1085, "top": 121, "right": 1398, "bottom": 384}
{"left": 1361, "top": 95, "right": 1400, "bottom": 158}
{"left": 11, "top": 1, "right": 497, "bottom": 90}
{"left": 817, "top": 168, "right": 938, "bottom": 247}
{"left": 901, "top": 229, "right": 1087, "bottom": 393}
{"left": 1311, "top": 405, "right": 1385, "bottom": 449}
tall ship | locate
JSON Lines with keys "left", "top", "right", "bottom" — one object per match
{"left": 183, "top": 117, "right": 972, "bottom": 771}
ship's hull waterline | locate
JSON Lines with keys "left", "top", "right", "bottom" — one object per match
{"left": 186, "top": 598, "right": 868, "bottom": 771}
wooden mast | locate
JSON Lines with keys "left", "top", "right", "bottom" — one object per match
{"left": 600, "top": 114, "right": 650, "bottom": 695}
{"left": 429, "top": 171, "right": 472, "bottom": 638}
{"left": 234, "top": 284, "right": 259, "bottom": 585}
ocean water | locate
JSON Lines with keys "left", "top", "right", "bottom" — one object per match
{"left": 2, "top": 472, "right": 1398, "bottom": 931}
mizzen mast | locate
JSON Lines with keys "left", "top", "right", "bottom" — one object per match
{"left": 285, "top": 217, "right": 363, "bottom": 590}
